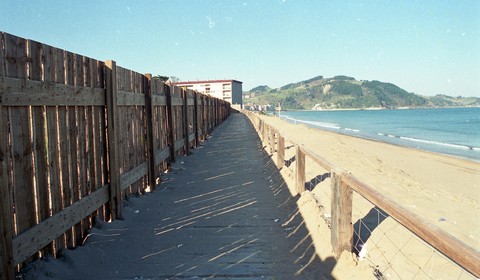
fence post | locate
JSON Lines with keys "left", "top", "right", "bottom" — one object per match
{"left": 261, "top": 121, "right": 266, "bottom": 141}
{"left": 164, "top": 84, "right": 176, "bottom": 163}
{"left": 193, "top": 91, "right": 199, "bottom": 145}
{"left": 331, "top": 169, "right": 353, "bottom": 258}
{"left": 0, "top": 35, "right": 14, "bottom": 279}
{"left": 144, "top": 74, "right": 157, "bottom": 191}
{"left": 0, "top": 100, "right": 14, "bottom": 280}
{"left": 295, "top": 145, "right": 306, "bottom": 194}
{"left": 269, "top": 129, "right": 275, "bottom": 154}
{"left": 277, "top": 135, "right": 285, "bottom": 168}
{"left": 105, "top": 60, "right": 122, "bottom": 220}
{"left": 182, "top": 89, "right": 190, "bottom": 155}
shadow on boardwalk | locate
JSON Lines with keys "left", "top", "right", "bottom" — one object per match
{"left": 21, "top": 114, "right": 337, "bottom": 280}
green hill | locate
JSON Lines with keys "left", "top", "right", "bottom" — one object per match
{"left": 244, "top": 76, "right": 480, "bottom": 110}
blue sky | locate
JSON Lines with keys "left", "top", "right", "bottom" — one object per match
{"left": 1, "top": 0, "right": 479, "bottom": 96}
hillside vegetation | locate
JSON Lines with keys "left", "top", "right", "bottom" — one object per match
{"left": 245, "top": 75, "right": 480, "bottom": 110}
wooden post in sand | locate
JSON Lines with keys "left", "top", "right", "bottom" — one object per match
{"left": 331, "top": 169, "right": 353, "bottom": 258}
{"left": 105, "top": 60, "right": 122, "bottom": 220}
{"left": 182, "top": 88, "right": 190, "bottom": 155}
{"left": 165, "top": 84, "right": 176, "bottom": 163}
{"left": 144, "top": 74, "right": 157, "bottom": 191}
{"left": 269, "top": 129, "right": 275, "bottom": 154}
{"left": 277, "top": 136, "right": 285, "bottom": 168}
{"left": 262, "top": 122, "right": 267, "bottom": 142}
{"left": 295, "top": 146, "right": 306, "bottom": 194}
{"left": 0, "top": 34, "right": 14, "bottom": 279}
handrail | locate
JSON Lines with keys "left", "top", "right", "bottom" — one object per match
{"left": 243, "top": 110, "right": 480, "bottom": 277}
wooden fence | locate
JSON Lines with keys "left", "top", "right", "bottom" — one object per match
{"left": 243, "top": 110, "right": 480, "bottom": 278}
{"left": 0, "top": 32, "right": 231, "bottom": 279}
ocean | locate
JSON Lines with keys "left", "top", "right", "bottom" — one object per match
{"left": 278, "top": 107, "right": 480, "bottom": 162}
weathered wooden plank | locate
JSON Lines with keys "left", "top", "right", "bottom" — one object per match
{"left": 84, "top": 57, "right": 96, "bottom": 223}
{"left": 54, "top": 48, "right": 74, "bottom": 250}
{"left": 12, "top": 184, "right": 110, "bottom": 265}
{"left": 4, "top": 33, "right": 27, "bottom": 79}
{"left": 105, "top": 60, "right": 121, "bottom": 219}
{"left": 277, "top": 135, "right": 285, "bottom": 168}
{"left": 269, "top": 129, "right": 275, "bottom": 154}
{"left": 65, "top": 52, "right": 80, "bottom": 247}
{"left": 144, "top": 74, "right": 156, "bottom": 191}
{"left": 0, "top": 31, "right": 15, "bottom": 280}
{"left": 136, "top": 72, "right": 146, "bottom": 193}
{"left": 82, "top": 57, "right": 96, "bottom": 235}
{"left": 46, "top": 100, "right": 63, "bottom": 250}
{"left": 164, "top": 85, "right": 176, "bottom": 162}
{"left": 330, "top": 170, "right": 353, "bottom": 259}
{"left": 174, "top": 138, "right": 185, "bottom": 153}
{"left": 116, "top": 90, "right": 146, "bottom": 106}
{"left": 6, "top": 34, "right": 36, "bottom": 239}
{"left": 95, "top": 60, "right": 107, "bottom": 220}
{"left": 126, "top": 70, "right": 135, "bottom": 194}
{"left": 182, "top": 89, "right": 190, "bottom": 155}
{"left": 171, "top": 97, "right": 183, "bottom": 106}
{"left": 152, "top": 95, "right": 166, "bottom": 106}
{"left": 27, "top": 40, "right": 52, "bottom": 259}
{"left": 154, "top": 148, "right": 170, "bottom": 166}
{"left": 295, "top": 145, "right": 306, "bottom": 195}
{"left": 73, "top": 54, "right": 86, "bottom": 245}
{"left": 1, "top": 77, "right": 105, "bottom": 106}
{"left": 119, "top": 161, "right": 148, "bottom": 191}
{"left": 193, "top": 92, "right": 199, "bottom": 144}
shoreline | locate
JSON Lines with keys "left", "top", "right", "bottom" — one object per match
{"left": 293, "top": 118, "right": 480, "bottom": 163}
{"left": 276, "top": 105, "right": 480, "bottom": 112}
{"left": 276, "top": 108, "right": 480, "bottom": 163}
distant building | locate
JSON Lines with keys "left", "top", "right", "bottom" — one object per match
{"left": 173, "top": 79, "right": 243, "bottom": 108}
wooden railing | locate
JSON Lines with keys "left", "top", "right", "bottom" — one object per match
{"left": 0, "top": 32, "right": 231, "bottom": 279}
{"left": 244, "top": 110, "right": 480, "bottom": 278}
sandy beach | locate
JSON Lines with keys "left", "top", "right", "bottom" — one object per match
{"left": 253, "top": 113, "right": 480, "bottom": 279}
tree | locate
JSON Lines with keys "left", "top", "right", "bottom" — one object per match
{"left": 152, "top": 75, "right": 169, "bottom": 82}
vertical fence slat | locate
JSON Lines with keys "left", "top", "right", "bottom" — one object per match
{"left": 193, "top": 92, "right": 199, "bottom": 144}
{"left": 269, "top": 129, "right": 275, "bottom": 154}
{"left": 165, "top": 85, "right": 175, "bottom": 162}
{"left": 144, "top": 74, "right": 156, "bottom": 191}
{"left": 277, "top": 136, "right": 285, "bottom": 168}
{"left": 96, "top": 60, "right": 107, "bottom": 221}
{"left": 105, "top": 60, "right": 121, "bottom": 219}
{"left": 182, "top": 89, "right": 189, "bottom": 155}
{"left": 295, "top": 145, "right": 306, "bottom": 194}
{"left": 331, "top": 170, "right": 353, "bottom": 259}
{"left": 54, "top": 48, "right": 75, "bottom": 250}
{"left": 28, "top": 40, "right": 50, "bottom": 259}
{"left": 0, "top": 31, "right": 15, "bottom": 280}
{"left": 6, "top": 34, "right": 37, "bottom": 242}
{"left": 85, "top": 57, "right": 96, "bottom": 223}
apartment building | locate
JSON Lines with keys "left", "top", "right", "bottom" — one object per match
{"left": 173, "top": 79, "right": 242, "bottom": 107}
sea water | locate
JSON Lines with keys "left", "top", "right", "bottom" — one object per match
{"left": 279, "top": 107, "right": 480, "bottom": 162}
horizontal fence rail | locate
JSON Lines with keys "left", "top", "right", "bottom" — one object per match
{"left": 0, "top": 32, "right": 231, "bottom": 279}
{"left": 243, "top": 110, "right": 480, "bottom": 278}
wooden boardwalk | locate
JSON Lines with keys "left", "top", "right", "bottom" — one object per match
{"left": 23, "top": 114, "right": 334, "bottom": 279}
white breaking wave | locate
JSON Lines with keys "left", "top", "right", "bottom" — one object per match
{"left": 399, "top": 136, "right": 476, "bottom": 151}
{"left": 376, "top": 132, "right": 478, "bottom": 151}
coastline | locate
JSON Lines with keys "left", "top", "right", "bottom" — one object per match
{"left": 254, "top": 113, "right": 480, "bottom": 278}
{"left": 277, "top": 108, "right": 480, "bottom": 162}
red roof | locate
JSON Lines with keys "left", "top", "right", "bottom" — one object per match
{"left": 173, "top": 79, "right": 242, "bottom": 85}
